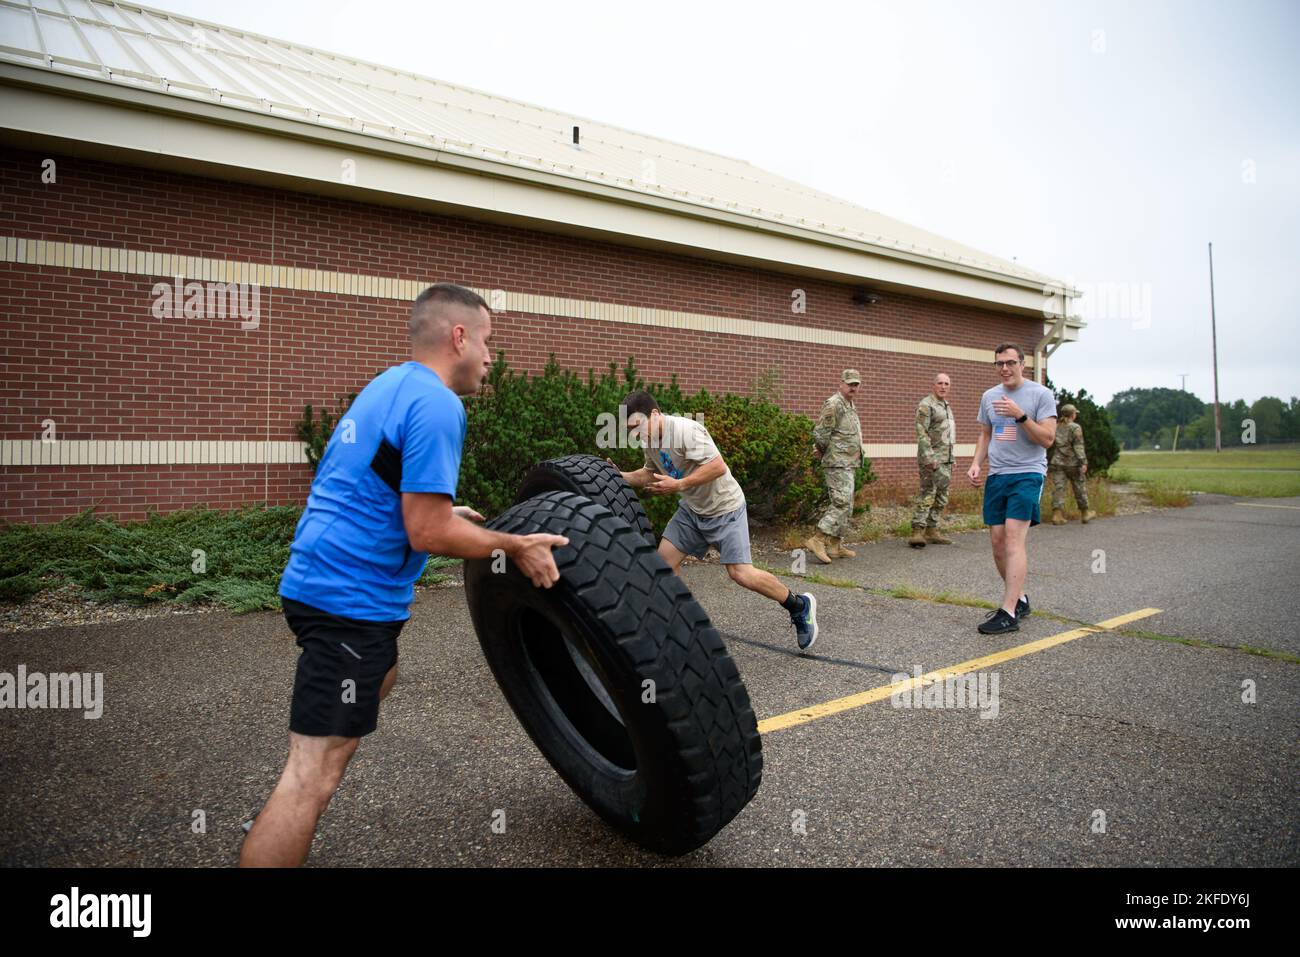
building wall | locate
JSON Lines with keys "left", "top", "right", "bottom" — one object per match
{"left": 0, "top": 149, "right": 1048, "bottom": 523}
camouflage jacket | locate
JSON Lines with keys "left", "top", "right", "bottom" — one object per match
{"left": 916, "top": 394, "right": 955, "bottom": 465}
{"left": 1050, "top": 421, "right": 1087, "bottom": 469}
{"left": 813, "top": 392, "right": 864, "bottom": 468}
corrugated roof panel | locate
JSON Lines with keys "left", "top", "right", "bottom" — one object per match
{"left": 77, "top": 19, "right": 138, "bottom": 70}
{"left": 213, "top": 54, "right": 291, "bottom": 104}
{"left": 93, "top": 2, "right": 142, "bottom": 30}
{"left": 263, "top": 69, "right": 347, "bottom": 119}
{"left": 188, "top": 26, "right": 250, "bottom": 57}
{"left": 193, "top": 23, "right": 265, "bottom": 61}
{"left": 62, "top": 0, "right": 99, "bottom": 19}
{"left": 0, "top": 6, "right": 42, "bottom": 51}
{"left": 166, "top": 42, "right": 237, "bottom": 87}
{"left": 286, "top": 65, "right": 406, "bottom": 129}
{"left": 35, "top": 11, "right": 91, "bottom": 61}
{"left": 113, "top": 27, "right": 174, "bottom": 75}
{"left": 130, "top": 7, "right": 193, "bottom": 42}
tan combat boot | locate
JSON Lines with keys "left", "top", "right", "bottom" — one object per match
{"left": 908, "top": 525, "right": 927, "bottom": 548}
{"left": 1081, "top": 509, "right": 1097, "bottom": 524}
{"left": 924, "top": 527, "right": 953, "bottom": 545}
{"left": 804, "top": 531, "right": 832, "bottom": 564}
{"left": 1051, "top": 508, "right": 1066, "bottom": 526}
{"left": 828, "top": 537, "right": 857, "bottom": 559}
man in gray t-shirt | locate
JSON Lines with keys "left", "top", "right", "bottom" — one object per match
{"left": 977, "top": 378, "right": 1058, "bottom": 476}
{"left": 967, "top": 344, "right": 1058, "bottom": 636}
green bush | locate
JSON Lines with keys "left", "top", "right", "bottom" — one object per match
{"left": 457, "top": 354, "right": 680, "bottom": 523}
{"left": 0, "top": 507, "right": 298, "bottom": 612}
{"left": 455, "top": 354, "right": 873, "bottom": 534}
{"left": 297, "top": 392, "right": 357, "bottom": 471}
{"left": 680, "top": 391, "right": 874, "bottom": 525}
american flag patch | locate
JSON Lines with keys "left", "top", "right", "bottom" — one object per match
{"left": 995, "top": 423, "right": 1018, "bottom": 442}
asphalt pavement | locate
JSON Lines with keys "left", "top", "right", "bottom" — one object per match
{"left": 1, "top": 493, "right": 1296, "bottom": 866}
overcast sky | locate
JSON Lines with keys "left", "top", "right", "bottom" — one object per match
{"left": 153, "top": 0, "right": 1299, "bottom": 406}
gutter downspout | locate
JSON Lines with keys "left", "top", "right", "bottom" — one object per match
{"left": 1036, "top": 292, "right": 1073, "bottom": 384}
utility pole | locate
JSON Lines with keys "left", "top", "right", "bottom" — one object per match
{"left": 1178, "top": 374, "right": 1189, "bottom": 391}
{"left": 1208, "top": 243, "right": 1222, "bottom": 453}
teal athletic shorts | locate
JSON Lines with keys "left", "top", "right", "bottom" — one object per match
{"left": 983, "top": 472, "right": 1044, "bottom": 527}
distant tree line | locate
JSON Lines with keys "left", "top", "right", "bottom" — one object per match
{"left": 1106, "top": 387, "right": 1300, "bottom": 449}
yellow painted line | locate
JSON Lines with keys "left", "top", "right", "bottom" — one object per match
{"left": 757, "top": 607, "right": 1162, "bottom": 734}
{"left": 1234, "top": 502, "right": 1300, "bottom": 510}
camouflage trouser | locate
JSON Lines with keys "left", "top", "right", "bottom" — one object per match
{"left": 816, "top": 467, "right": 855, "bottom": 537}
{"left": 911, "top": 461, "right": 952, "bottom": 528}
{"left": 1050, "top": 466, "right": 1089, "bottom": 510}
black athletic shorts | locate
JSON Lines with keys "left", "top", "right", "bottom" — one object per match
{"left": 283, "top": 597, "right": 404, "bottom": 738}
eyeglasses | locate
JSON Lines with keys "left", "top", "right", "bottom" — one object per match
{"left": 993, "top": 359, "right": 1022, "bottom": 368}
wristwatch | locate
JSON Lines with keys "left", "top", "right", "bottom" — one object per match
{"left": 1015, "top": 413, "right": 1028, "bottom": 424}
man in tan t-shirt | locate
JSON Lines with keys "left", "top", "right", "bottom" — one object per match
{"left": 611, "top": 390, "right": 820, "bottom": 652}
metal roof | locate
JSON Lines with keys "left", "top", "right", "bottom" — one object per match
{"left": 0, "top": 0, "right": 1066, "bottom": 288}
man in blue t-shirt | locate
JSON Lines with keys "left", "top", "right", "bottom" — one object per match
{"left": 967, "top": 343, "right": 1058, "bottom": 636}
{"left": 241, "top": 283, "right": 567, "bottom": 868}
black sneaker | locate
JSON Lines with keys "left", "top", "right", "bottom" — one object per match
{"left": 1015, "top": 594, "right": 1031, "bottom": 619}
{"left": 978, "top": 608, "right": 1020, "bottom": 635}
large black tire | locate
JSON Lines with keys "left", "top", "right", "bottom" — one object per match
{"left": 464, "top": 491, "right": 762, "bottom": 855}
{"left": 516, "top": 454, "right": 655, "bottom": 546}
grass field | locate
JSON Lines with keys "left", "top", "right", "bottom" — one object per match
{"left": 1118, "top": 445, "right": 1300, "bottom": 470}
{"left": 1111, "top": 444, "right": 1300, "bottom": 497}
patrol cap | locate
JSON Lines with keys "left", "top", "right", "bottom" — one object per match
{"left": 842, "top": 369, "right": 861, "bottom": 384}
{"left": 1060, "top": 403, "right": 1078, "bottom": 416}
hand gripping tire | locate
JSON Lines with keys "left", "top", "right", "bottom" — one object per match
{"left": 516, "top": 454, "right": 655, "bottom": 546}
{"left": 464, "top": 491, "right": 762, "bottom": 855}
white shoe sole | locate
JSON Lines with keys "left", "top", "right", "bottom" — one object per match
{"left": 798, "top": 592, "right": 818, "bottom": 652}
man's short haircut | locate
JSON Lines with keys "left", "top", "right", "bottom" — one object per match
{"left": 992, "top": 342, "right": 1025, "bottom": 361}
{"left": 621, "top": 390, "right": 660, "bottom": 419}
{"left": 409, "top": 283, "right": 489, "bottom": 346}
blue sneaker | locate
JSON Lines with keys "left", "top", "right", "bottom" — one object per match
{"left": 791, "top": 592, "right": 818, "bottom": 652}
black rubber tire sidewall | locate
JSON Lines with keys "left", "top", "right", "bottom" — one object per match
{"left": 465, "top": 491, "right": 762, "bottom": 855}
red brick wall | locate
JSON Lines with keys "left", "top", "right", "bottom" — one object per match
{"left": 0, "top": 149, "right": 1047, "bottom": 522}
{"left": 0, "top": 465, "right": 305, "bottom": 523}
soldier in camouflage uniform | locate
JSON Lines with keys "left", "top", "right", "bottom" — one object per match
{"left": 1049, "top": 404, "right": 1096, "bottom": 525}
{"left": 909, "top": 373, "right": 956, "bottom": 547}
{"left": 806, "top": 369, "right": 866, "bottom": 564}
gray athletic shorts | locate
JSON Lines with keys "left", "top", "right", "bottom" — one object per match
{"left": 662, "top": 501, "right": 752, "bottom": 565}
